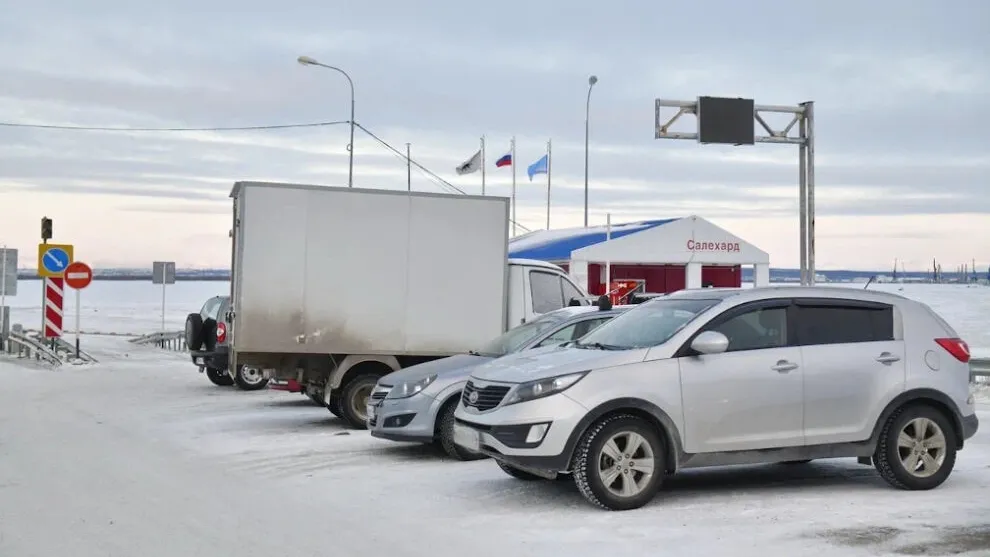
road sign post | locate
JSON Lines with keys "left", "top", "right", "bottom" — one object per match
{"left": 65, "top": 261, "right": 93, "bottom": 359}
{"left": 44, "top": 277, "right": 64, "bottom": 341}
{"left": 37, "top": 242, "right": 73, "bottom": 346}
{"left": 0, "top": 246, "right": 16, "bottom": 350}
{"left": 152, "top": 261, "right": 176, "bottom": 332}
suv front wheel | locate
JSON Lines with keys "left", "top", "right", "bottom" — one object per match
{"left": 572, "top": 414, "right": 666, "bottom": 511}
{"left": 874, "top": 404, "right": 957, "bottom": 491}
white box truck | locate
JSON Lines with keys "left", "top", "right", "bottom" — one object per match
{"left": 226, "top": 181, "right": 588, "bottom": 427}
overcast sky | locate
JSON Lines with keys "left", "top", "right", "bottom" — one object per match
{"left": 0, "top": 0, "right": 987, "bottom": 271}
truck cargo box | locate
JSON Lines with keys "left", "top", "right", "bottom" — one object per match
{"left": 229, "top": 182, "right": 510, "bottom": 357}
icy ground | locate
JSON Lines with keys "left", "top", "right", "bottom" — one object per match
{"left": 0, "top": 336, "right": 988, "bottom": 557}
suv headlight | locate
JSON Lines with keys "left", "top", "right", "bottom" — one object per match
{"left": 504, "top": 371, "right": 589, "bottom": 406}
{"left": 386, "top": 374, "right": 438, "bottom": 399}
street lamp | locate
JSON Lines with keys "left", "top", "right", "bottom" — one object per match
{"left": 584, "top": 75, "right": 598, "bottom": 227}
{"left": 298, "top": 55, "right": 356, "bottom": 188}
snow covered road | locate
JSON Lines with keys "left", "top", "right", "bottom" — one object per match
{"left": 1, "top": 337, "right": 989, "bottom": 557}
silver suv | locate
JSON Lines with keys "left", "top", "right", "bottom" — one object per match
{"left": 453, "top": 287, "right": 979, "bottom": 511}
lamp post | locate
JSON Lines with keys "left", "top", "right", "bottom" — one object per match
{"left": 298, "top": 55, "right": 356, "bottom": 188}
{"left": 584, "top": 75, "right": 598, "bottom": 227}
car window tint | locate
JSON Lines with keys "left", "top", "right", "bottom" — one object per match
{"left": 796, "top": 305, "right": 893, "bottom": 345}
{"left": 530, "top": 271, "right": 564, "bottom": 314}
{"left": 709, "top": 306, "right": 787, "bottom": 352}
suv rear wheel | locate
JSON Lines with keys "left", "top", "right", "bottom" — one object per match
{"left": 572, "top": 414, "right": 666, "bottom": 511}
{"left": 874, "top": 404, "right": 957, "bottom": 490}
{"left": 206, "top": 367, "right": 234, "bottom": 386}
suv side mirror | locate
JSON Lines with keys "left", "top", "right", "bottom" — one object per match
{"left": 690, "top": 331, "right": 729, "bottom": 355}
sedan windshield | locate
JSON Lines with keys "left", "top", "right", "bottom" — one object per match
{"left": 575, "top": 298, "right": 720, "bottom": 350}
{"left": 476, "top": 314, "right": 568, "bottom": 357}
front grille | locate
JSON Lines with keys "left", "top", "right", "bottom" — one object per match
{"left": 461, "top": 381, "right": 510, "bottom": 411}
{"left": 371, "top": 385, "right": 391, "bottom": 401}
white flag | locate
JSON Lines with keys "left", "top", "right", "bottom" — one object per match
{"left": 455, "top": 149, "right": 482, "bottom": 175}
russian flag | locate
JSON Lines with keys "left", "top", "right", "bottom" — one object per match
{"left": 495, "top": 153, "right": 512, "bottom": 167}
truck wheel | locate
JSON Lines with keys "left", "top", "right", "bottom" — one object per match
{"left": 873, "top": 405, "right": 957, "bottom": 491}
{"left": 338, "top": 373, "right": 380, "bottom": 429}
{"left": 437, "top": 399, "right": 487, "bottom": 461}
{"left": 572, "top": 414, "right": 665, "bottom": 511}
{"left": 234, "top": 365, "right": 269, "bottom": 391}
{"left": 206, "top": 367, "right": 234, "bottom": 386}
{"left": 185, "top": 313, "right": 204, "bottom": 351}
{"left": 327, "top": 392, "right": 343, "bottom": 418}
{"left": 308, "top": 392, "right": 326, "bottom": 407}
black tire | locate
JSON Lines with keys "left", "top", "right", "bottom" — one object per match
{"left": 185, "top": 313, "right": 204, "bottom": 351}
{"left": 874, "top": 404, "right": 957, "bottom": 491}
{"left": 201, "top": 318, "right": 217, "bottom": 352}
{"left": 327, "top": 392, "right": 343, "bottom": 418}
{"left": 572, "top": 414, "right": 666, "bottom": 511}
{"left": 437, "top": 398, "right": 487, "bottom": 461}
{"left": 338, "top": 373, "right": 381, "bottom": 429}
{"left": 206, "top": 367, "right": 234, "bottom": 386}
{"left": 496, "top": 459, "right": 545, "bottom": 480}
{"left": 308, "top": 392, "right": 326, "bottom": 407}
{"left": 233, "top": 365, "right": 269, "bottom": 391}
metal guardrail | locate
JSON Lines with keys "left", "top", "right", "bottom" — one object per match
{"left": 129, "top": 330, "right": 187, "bottom": 352}
{"left": 972, "top": 358, "right": 990, "bottom": 381}
{"left": 3, "top": 329, "right": 63, "bottom": 366}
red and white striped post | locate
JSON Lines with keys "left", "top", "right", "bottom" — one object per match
{"left": 44, "top": 277, "right": 64, "bottom": 339}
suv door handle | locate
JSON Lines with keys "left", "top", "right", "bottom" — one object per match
{"left": 875, "top": 352, "right": 901, "bottom": 364}
{"left": 771, "top": 360, "right": 798, "bottom": 373}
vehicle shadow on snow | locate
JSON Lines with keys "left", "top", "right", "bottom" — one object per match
{"left": 470, "top": 460, "right": 890, "bottom": 510}
{"left": 261, "top": 397, "right": 323, "bottom": 408}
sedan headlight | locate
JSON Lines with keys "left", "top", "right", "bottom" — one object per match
{"left": 387, "top": 374, "right": 438, "bottom": 399}
{"left": 503, "top": 371, "right": 589, "bottom": 406}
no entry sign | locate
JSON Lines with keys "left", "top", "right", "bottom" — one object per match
{"left": 64, "top": 261, "right": 93, "bottom": 290}
{"left": 63, "top": 260, "right": 93, "bottom": 360}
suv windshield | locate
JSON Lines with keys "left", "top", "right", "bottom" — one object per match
{"left": 575, "top": 298, "right": 720, "bottom": 350}
{"left": 476, "top": 314, "right": 570, "bottom": 357}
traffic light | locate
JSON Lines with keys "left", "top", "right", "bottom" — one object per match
{"left": 41, "top": 217, "right": 53, "bottom": 241}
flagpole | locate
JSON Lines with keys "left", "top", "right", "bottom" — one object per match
{"left": 480, "top": 135, "right": 486, "bottom": 195}
{"left": 510, "top": 136, "right": 517, "bottom": 237}
{"left": 546, "top": 139, "right": 552, "bottom": 230}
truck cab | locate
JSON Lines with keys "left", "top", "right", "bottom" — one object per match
{"left": 506, "top": 258, "right": 588, "bottom": 328}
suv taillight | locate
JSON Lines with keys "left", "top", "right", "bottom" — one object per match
{"left": 935, "top": 337, "right": 970, "bottom": 363}
{"left": 216, "top": 322, "right": 227, "bottom": 344}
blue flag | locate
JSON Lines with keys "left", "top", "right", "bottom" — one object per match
{"left": 527, "top": 154, "right": 548, "bottom": 181}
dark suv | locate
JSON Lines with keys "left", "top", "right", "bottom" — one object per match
{"left": 185, "top": 295, "right": 268, "bottom": 391}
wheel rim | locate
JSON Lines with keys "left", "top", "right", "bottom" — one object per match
{"left": 897, "top": 417, "right": 947, "bottom": 478}
{"left": 351, "top": 384, "right": 373, "bottom": 422}
{"left": 240, "top": 366, "right": 264, "bottom": 385}
{"left": 596, "top": 431, "right": 656, "bottom": 498}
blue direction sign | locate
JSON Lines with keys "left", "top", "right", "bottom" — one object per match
{"left": 37, "top": 243, "right": 74, "bottom": 278}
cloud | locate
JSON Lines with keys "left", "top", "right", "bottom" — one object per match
{"left": 0, "top": 0, "right": 988, "bottom": 269}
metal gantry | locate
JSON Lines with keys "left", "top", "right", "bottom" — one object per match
{"left": 654, "top": 98, "right": 817, "bottom": 285}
